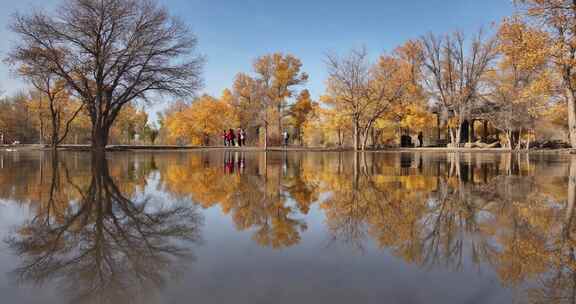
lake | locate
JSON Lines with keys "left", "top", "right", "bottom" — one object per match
{"left": 0, "top": 150, "right": 573, "bottom": 304}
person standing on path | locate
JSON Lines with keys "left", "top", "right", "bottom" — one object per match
{"left": 282, "top": 130, "right": 289, "bottom": 147}
{"left": 228, "top": 129, "right": 236, "bottom": 147}
{"left": 240, "top": 128, "right": 246, "bottom": 146}
{"left": 418, "top": 132, "right": 424, "bottom": 148}
{"left": 237, "top": 128, "right": 243, "bottom": 147}
{"left": 223, "top": 130, "right": 228, "bottom": 146}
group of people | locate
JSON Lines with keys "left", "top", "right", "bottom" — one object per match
{"left": 222, "top": 128, "right": 292, "bottom": 147}
{"left": 223, "top": 128, "right": 246, "bottom": 147}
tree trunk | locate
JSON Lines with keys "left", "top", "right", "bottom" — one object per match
{"left": 455, "top": 126, "right": 461, "bottom": 146}
{"left": 469, "top": 120, "right": 474, "bottom": 143}
{"left": 92, "top": 124, "right": 110, "bottom": 152}
{"left": 515, "top": 129, "right": 523, "bottom": 151}
{"left": 263, "top": 123, "right": 268, "bottom": 150}
{"left": 51, "top": 118, "right": 59, "bottom": 149}
{"left": 449, "top": 126, "right": 462, "bottom": 147}
{"left": 567, "top": 87, "right": 576, "bottom": 148}
{"left": 361, "top": 121, "right": 375, "bottom": 151}
{"left": 526, "top": 130, "right": 531, "bottom": 151}
{"left": 483, "top": 120, "right": 488, "bottom": 142}
{"left": 278, "top": 104, "right": 283, "bottom": 142}
{"left": 361, "top": 125, "right": 371, "bottom": 151}
{"left": 353, "top": 117, "right": 360, "bottom": 151}
{"left": 39, "top": 114, "right": 44, "bottom": 145}
{"left": 436, "top": 114, "right": 441, "bottom": 143}
{"left": 505, "top": 131, "right": 513, "bottom": 150}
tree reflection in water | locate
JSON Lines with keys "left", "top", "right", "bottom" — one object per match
{"left": 318, "top": 153, "right": 576, "bottom": 303}
{"left": 162, "top": 151, "right": 576, "bottom": 303}
{"left": 6, "top": 152, "right": 203, "bottom": 304}
{"left": 6, "top": 151, "right": 576, "bottom": 303}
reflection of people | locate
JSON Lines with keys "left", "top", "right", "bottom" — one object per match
{"left": 238, "top": 152, "right": 245, "bottom": 175}
{"left": 224, "top": 151, "right": 235, "bottom": 174}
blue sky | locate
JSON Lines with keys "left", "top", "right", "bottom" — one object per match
{"left": 0, "top": 0, "right": 515, "bottom": 119}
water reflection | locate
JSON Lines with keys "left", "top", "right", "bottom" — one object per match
{"left": 1, "top": 151, "right": 576, "bottom": 303}
{"left": 4, "top": 152, "right": 203, "bottom": 304}
{"left": 156, "top": 151, "right": 576, "bottom": 303}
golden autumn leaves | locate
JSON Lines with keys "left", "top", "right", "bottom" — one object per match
{"left": 162, "top": 53, "right": 308, "bottom": 147}
{"left": 157, "top": 11, "right": 569, "bottom": 150}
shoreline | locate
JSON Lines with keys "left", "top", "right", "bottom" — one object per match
{"left": 1, "top": 144, "right": 575, "bottom": 154}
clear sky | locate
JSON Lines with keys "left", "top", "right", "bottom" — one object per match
{"left": 0, "top": 0, "right": 516, "bottom": 119}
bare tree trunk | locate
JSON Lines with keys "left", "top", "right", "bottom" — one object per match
{"left": 39, "top": 110, "right": 44, "bottom": 145}
{"left": 51, "top": 115, "right": 59, "bottom": 149}
{"left": 455, "top": 125, "right": 462, "bottom": 146}
{"left": 526, "top": 130, "right": 531, "bottom": 151}
{"left": 567, "top": 87, "right": 576, "bottom": 148}
{"left": 469, "top": 120, "right": 474, "bottom": 143}
{"left": 92, "top": 125, "right": 110, "bottom": 153}
{"left": 263, "top": 123, "right": 268, "bottom": 150}
{"left": 515, "top": 129, "right": 523, "bottom": 151}
{"left": 278, "top": 103, "right": 283, "bottom": 142}
{"left": 361, "top": 122, "right": 373, "bottom": 151}
{"left": 353, "top": 117, "right": 360, "bottom": 151}
{"left": 505, "top": 131, "right": 513, "bottom": 150}
{"left": 449, "top": 126, "right": 462, "bottom": 147}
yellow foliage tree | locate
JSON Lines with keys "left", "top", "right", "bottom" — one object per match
{"left": 164, "top": 94, "right": 238, "bottom": 145}
{"left": 484, "top": 17, "right": 552, "bottom": 149}
{"left": 516, "top": 0, "right": 576, "bottom": 148}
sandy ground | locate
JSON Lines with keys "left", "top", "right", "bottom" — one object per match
{"left": 1, "top": 144, "right": 573, "bottom": 154}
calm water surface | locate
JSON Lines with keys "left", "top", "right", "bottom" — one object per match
{"left": 0, "top": 151, "right": 573, "bottom": 304}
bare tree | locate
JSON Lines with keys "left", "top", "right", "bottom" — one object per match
{"left": 325, "top": 47, "right": 411, "bottom": 150}
{"left": 482, "top": 103, "right": 534, "bottom": 149}
{"left": 28, "top": 72, "right": 84, "bottom": 148}
{"left": 324, "top": 47, "right": 371, "bottom": 151}
{"left": 420, "top": 30, "right": 497, "bottom": 146}
{"left": 7, "top": 0, "right": 203, "bottom": 152}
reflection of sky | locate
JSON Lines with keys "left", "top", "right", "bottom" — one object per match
{"left": 162, "top": 202, "right": 512, "bottom": 304}
{"left": 0, "top": 200, "right": 58, "bottom": 303}
{"left": 0, "top": 152, "right": 525, "bottom": 304}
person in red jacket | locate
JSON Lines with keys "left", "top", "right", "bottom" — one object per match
{"left": 222, "top": 130, "right": 228, "bottom": 146}
{"left": 228, "top": 129, "right": 236, "bottom": 147}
